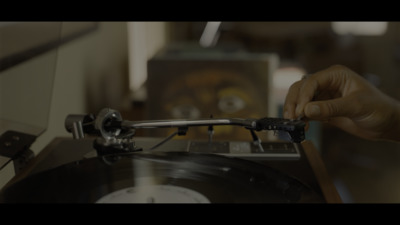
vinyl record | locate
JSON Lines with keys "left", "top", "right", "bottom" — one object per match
{"left": 0, "top": 152, "right": 324, "bottom": 203}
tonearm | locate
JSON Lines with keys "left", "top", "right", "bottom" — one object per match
{"left": 65, "top": 108, "right": 306, "bottom": 156}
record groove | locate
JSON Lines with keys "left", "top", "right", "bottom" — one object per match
{"left": 0, "top": 152, "right": 324, "bottom": 203}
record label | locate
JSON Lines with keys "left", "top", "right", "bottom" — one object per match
{"left": 96, "top": 184, "right": 211, "bottom": 203}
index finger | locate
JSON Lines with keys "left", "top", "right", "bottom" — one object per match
{"left": 294, "top": 65, "right": 350, "bottom": 118}
{"left": 283, "top": 80, "right": 303, "bottom": 119}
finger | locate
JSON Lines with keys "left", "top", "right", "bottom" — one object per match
{"left": 294, "top": 65, "right": 350, "bottom": 118}
{"left": 295, "top": 78, "right": 318, "bottom": 118}
{"left": 303, "top": 95, "right": 361, "bottom": 120}
{"left": 283, "top": 80, "right": 303, "bottom": 119}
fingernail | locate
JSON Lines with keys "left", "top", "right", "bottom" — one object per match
{"left": 308, "top": 105, "right": 321, "bottom": 117}
{"left": 297, "top": 114, "right": 304, "bottom": 120}
{"left": 283, "top": 110, "right": 289, "bottom": 119}
{"left": 295, "top": 106, "right": 302, "bottom": 117}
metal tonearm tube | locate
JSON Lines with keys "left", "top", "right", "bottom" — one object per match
{"left": 65, "top": 108, "right": 306, "bottom": 155}
{"left": 119, "top": 118, "right": 257, "bottom": 130}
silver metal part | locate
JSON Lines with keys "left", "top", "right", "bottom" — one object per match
{"left": 72, "top": 121, "right": 85, "bottom": 139}
{"left": 121, "top": 118, "right": 257, "bottom": 130}
{"left": 0, "top": 155, "right": 11, "bottom": 171}
{"left": 95, "top": 108, "right": 122, "bottom": 140}
{"left": 64, "top": 114, "right": 89, "bottom": 138}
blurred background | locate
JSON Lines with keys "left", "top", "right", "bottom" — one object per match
{"left": 2, "top": 21, "right": 400, "bottom": 202}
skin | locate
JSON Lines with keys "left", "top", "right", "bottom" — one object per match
{"left": 283, "top": 65, "right": 400, "bottom": 142}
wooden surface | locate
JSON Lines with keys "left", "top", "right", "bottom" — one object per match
{"left": 302, "top": 140, "right": 342, "bottom": 203}
{"left": 1, "top": 137, "right": 66, "bottom": 191}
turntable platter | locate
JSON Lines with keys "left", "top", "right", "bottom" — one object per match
{"left": 0, "top": 152, "right": 324, "bottom": 203}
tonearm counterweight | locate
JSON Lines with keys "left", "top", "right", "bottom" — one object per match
{"left": 65, "top": 108, "right": 306, "bottom": 156}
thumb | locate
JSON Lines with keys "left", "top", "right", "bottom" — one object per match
{"left": 304, "top": 97, "right": 358, "bottom": 120}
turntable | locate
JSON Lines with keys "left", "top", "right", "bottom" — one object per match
{"left": 0, "top": 22, "right": 341, "bottom": 203}
{"left": 0, "top": 108, "right": 341, "bottom": 203}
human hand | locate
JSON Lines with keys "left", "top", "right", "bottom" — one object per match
{"left": 283, "top": 65, "right": 400, "bottom": 141}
